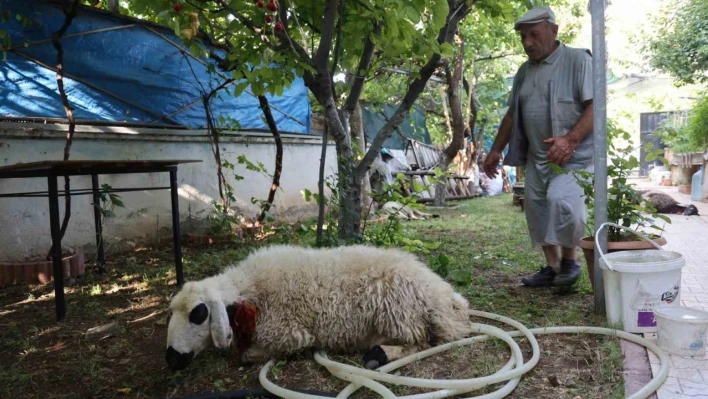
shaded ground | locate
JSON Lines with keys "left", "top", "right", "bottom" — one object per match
{"left": 0, "top": 195, "right": 623, "bottom": 398}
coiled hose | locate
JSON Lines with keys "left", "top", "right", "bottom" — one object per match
{"left": 259, "top": 310, "right": 669, "bottom": 399}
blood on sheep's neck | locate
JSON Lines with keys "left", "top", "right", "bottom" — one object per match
{"left": 229, "top": 301, "right": 257, "bottom": 352}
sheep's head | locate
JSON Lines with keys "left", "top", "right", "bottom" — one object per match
{"left": 165, "top": 281, "right": 236, "bottom": 371}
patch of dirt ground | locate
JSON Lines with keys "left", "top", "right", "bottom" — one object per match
{"left": 0, "top": 244, "right": 622, "bottom": 399}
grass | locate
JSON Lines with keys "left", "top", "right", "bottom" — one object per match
{"left": 0, "top": 194, "right": 624, "bottom": 398}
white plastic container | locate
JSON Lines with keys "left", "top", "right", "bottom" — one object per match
{"left": 597, "top": 223, "right": 685, "bottom": 333}
{"left": 654, "top": 307, "right": 708, "bottom": 357}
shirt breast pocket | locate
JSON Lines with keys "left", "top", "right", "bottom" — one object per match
{"left": 556, "top": 98, "right": 581, "bottom": 121}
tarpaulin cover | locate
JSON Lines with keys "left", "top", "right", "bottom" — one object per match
{"left": 0, "top": 0, "right": 311, "bottom": 133}
{"left": 361, "top": 103, "right": 432, "bottom": 151}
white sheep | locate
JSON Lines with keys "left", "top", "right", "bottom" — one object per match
{"left": 165, "top": 244, "right": 474, "bottom": 371}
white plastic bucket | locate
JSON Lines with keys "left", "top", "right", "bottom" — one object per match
{"left": 654, "top": 307, "right": 708, "bottom": 357}
{"left": 597, "top": 223, "right": 685, "bottom": 333}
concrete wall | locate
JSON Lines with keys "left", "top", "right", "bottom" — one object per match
{"left": 0, "top": 123, "right": 336, "bottom": 261}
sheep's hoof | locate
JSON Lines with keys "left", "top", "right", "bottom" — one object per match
{"left": 362, "top": 345, "right": 388, "bottom": 370}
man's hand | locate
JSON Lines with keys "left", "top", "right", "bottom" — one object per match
{"left": 483, "top": 150, "right": 501, "bottom": 179}
{"left": 544, "top": 135, "right": 578, "bottom": 166}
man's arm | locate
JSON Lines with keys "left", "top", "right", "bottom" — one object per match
{"left": 491, "top": 107, "right": 514, "bottom": 153}
{"left": 544, "top": 99, "right": 593, "bottom": 165}
{"left": 482, "top": 107, "right": 513, "bottom": 178}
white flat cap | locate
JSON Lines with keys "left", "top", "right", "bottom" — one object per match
{"left": 514, "top": 6, "right": 556, "bottom": 30}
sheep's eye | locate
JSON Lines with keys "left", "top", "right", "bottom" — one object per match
{"left": 189, "top": 303, "right": 209, "bottom": 325}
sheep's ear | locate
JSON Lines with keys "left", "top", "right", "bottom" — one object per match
{"left": 209, "top": 301, "right": 233, "bottom": 349}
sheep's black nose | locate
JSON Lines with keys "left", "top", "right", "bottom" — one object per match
{"left": 166, "top": 346, "right": 194, "bottom": 371}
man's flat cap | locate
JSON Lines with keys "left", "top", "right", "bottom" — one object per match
{"left": 514, "top": 6, "right": 556, "bottom": 30}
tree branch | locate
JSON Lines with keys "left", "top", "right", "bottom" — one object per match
{"left": 270, "top": 1, "right": 314, "bottom": 67}
{"left": 355, "top": 0, "right": 473, "bottom": 176}
{"left": 184, "top": 0, "right": 226, "bottom": 14}
{"left": 475, "top": 53, "right": 516, "bottom": 62}
{"left": 315, "top": 0, "right": 339, "bottom": 73}
{"left": 213, "top": 0, "right": 260, "bottom": 32}
{"left": 330, "top": 0, "right": 345, "bottom": 99}
{"left": 443, "top": 32, "right": 465, "bottom": 160}
{"left": 300, "top": 16, "right": 322, "bottom": 34}
{"left": 257, "top": 95, "right": 283, "bottom": 223}
{"left": 342, "top": 21, "right": 381, "bottom": 114}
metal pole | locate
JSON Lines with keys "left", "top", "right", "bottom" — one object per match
{"left": 169, "top": 169, "right": 184, "bottom": 286}
{"left": 91, "top": 174, "right": 106, "bottom": 274}
{"left": 591, "top": 0, "right": 608, "bottom": 314}
{"left": 48, "top": 175, "right": 66, "bottom": 321}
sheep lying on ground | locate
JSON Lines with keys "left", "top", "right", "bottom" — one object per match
{"left": 638, "top": 190, "right": 700, "bottom": 215}
{"left": 379, "top": 201, "right": 435, "bottom": 220}
{"left": 165, "top": 245, "right": 474, "bottom": 371}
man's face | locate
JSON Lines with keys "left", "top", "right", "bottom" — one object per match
{"left": 518, "top": 22, "right": 558, "bottom": 62}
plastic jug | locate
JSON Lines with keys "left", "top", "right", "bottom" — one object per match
{"left": 692, "top": 167, "right": 704, "bottom": 202}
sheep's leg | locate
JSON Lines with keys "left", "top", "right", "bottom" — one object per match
{"left": 243, "top": 325, "right": 316, "bottom": 364}
{"left": 362, "top": 344, "right": 429, "bottom": 369}
{"left": 241, "top": 345, "right": 270, "bottom": 364}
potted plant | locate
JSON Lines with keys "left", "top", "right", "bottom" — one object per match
{"left": 555, "top": 122, "right": 671, "bottom": 289}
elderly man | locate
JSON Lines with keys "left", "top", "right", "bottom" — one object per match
{"left": 483, "top": 6, "right": 594, "bottom": 288}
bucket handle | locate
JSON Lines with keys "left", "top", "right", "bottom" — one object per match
{"left": 594, "top": 222, "right": 664, "bottom": 271}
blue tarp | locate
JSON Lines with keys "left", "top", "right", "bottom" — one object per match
{"left": 0, "top": 0, "right": 311, "bottom": 133}
{"left": 361, "top": 103, "right": 432, "bottom": 151}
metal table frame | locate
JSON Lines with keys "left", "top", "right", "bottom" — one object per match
{"left": 0, "top": 162, "right": 194, "bottom": 321}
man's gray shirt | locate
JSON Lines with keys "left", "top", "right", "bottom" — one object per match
{"left": 504, "top": 42, "right": 594, "bottom": 168}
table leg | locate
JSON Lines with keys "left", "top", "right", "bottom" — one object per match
{"left": 169, "top": 170, "right": 183, "bottom": 286}
{"left": 48, "top": 175, "right": 65, "bottom": 321}
{"left": 91, "top": 174, "right": 106, "bottom": 274}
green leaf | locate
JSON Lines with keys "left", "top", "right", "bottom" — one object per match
{"left": 233, "top": 81, "right": 249, "bottom": 98}
{"left": 655, "top": 214, "right": 671, "bottom": 223}
{"left": 440, "top": 42, "right": 454, "bottom": 58}
{"left": 645, "top": 152, "right": 657, "bottom": 162}
{"left": 430, "top": 0, "right": 448, "bottom": 32}
{"left": 404, "top": 6, "right": 419, "bottom": 21}
{"left": 302, "top": 188, "right": 312, "bottom": 203}
{"left": 448, "top": 270, "right": 472, "bottom": 285}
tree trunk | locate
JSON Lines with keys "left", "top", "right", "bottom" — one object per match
{"left": 257, "top": 95, "right": 283, "bottom": 223}
{"left": 336, "top": 141, "right": 363, "bottom": 241}
{"left": 439, "top": 85, "right": 452, "bottom": 141}
{"left": 434, "top": 33, "right": 466, "bottom": 206}
{"left": 464, "top": 76, "right": 479, "bottom": 166}
{"left": 304, "top": 0, "right": 472, "bottom": 240}
{"left": 351, "top": 102, "right": 373, "bottom": 216}
{"left": 316, "top": 125, "right": 328, "bottom": 247}
{"left": 46, "top": 0, "right": 80, "bottom": 261}
{"left": 202, "top": 98, "right": 228, "bottom": 211}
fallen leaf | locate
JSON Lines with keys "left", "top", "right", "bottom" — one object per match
{"left": 117, "top": 388, "right": 131, "bottom": 394}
